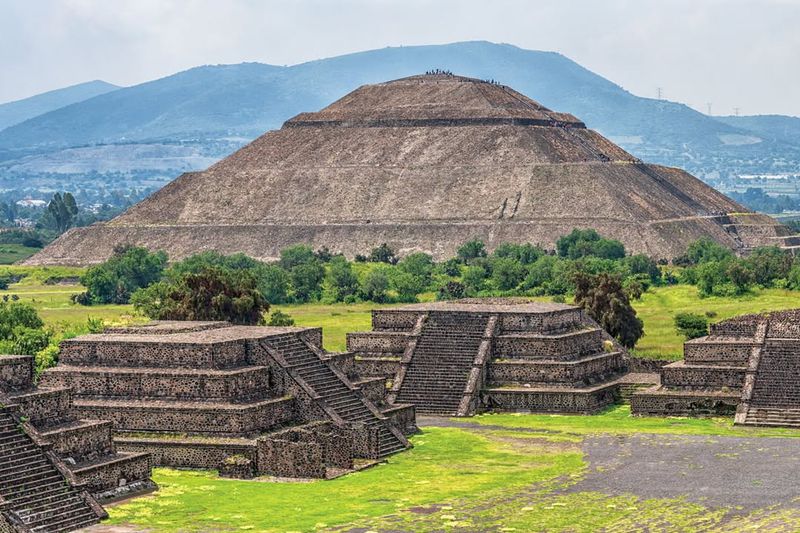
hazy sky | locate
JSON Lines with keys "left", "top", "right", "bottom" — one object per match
{"left": 1, "top": 0, "right": 799, "bottom": 116}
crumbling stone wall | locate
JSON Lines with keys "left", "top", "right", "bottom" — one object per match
{"left": 0, "top": 356, "right": 33, "bottom": 392}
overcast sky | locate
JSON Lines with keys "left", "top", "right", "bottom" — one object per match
{"left": 1, "top": 0, "right": 798, "bottom": 116}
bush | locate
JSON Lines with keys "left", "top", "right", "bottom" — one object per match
{"left": 492, "top": 243, "right": 545, "bottom": 265}
{"left": 0, "top": 301, "right": 44, "bottom": 340}
{"left": 359, "top": 268, "right": 391, "bottom": 303}
{"left": 369, "top": 243, "right": 398, "bottom": 264}
{"left": 279, "top": 245, "right": 317, "bottom": 270}
{"left": 462, "top": 265, "right": 487, "bottom": 294}
{"left": 490, "top": 257, "right": 526, "bottom": 291}
{"left": 456, "top": 239, "right": 487, "bottom": 264}
{"left": 574, "top": 272, "right": 643, "bottom": 348}
{"left": 674, "top": 312, "right": 709, "bottom": 339}
{"left": 11, "top": 327, "right": 52, "bottom": 356}
{"left": 132, "top": 266, "right": 269, "bottom": 325}
{"left": 324, "top": 256, "right": 359, "bottom": 302}
{"left": 290, "top": 262, "right": 325, "bottom": 303}
{"left": 398, "top": 253, "right": 434, "bottom": 286}
{"left": 683, "top": 237, "right": 733, "bottom": 265}
{"left": 266, "top": 310, "right": 295, "bottom": 327}
{"left": 390, "top": 270, "right": 424, "bottom": 303}
{"left": 556, "top": 229, "right": 625, "bottom": 260}
{"left": 80, "top": 246, "right": 167, "bottom": 304}
{"left": 437, "top": 281, "right": 466, "bottom": 301}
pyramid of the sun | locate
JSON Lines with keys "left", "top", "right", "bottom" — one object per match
{"left": 25, "top": 73, "right": 797, "bottom": 265}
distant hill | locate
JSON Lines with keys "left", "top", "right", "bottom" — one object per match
{"left": 0, "top": 80, "right": 119, "bottom": 131}
{"left": 716, "top": 114, "right": 800, "bottom": 147}
{"left": 0, "top": 41, "right": 798, "bottom": 181}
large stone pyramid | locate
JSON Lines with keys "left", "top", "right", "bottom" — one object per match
{"left": 26, "top": 73, "right": 796, "bottom": 265}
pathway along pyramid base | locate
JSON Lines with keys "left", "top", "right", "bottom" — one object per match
{"left": 26, "top": 73, "right": 795, "bottom": 266}
{"left": 347, "top": 299, "right": 627, "bottom": 416}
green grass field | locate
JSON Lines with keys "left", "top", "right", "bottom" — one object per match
{"left": 104, "top": 407, "right": 800, "bottom": 532}
{"left": 2, "top": 268, "right": 800, "bottom": 357}
{"left": 0, "top": 244, "right": 39, "bottom": 265}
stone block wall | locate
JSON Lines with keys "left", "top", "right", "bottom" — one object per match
{"left": 493, "top": 328, "right": 602, "bottom": 359}
{"left": 41, "top": 366, "right": 272, "bottom": 402}
{"left": 256, "top": 423, "right": 353, "bottom": 478}
{"left": 73, "top": 453, "right": 153, "bottom": 496}
{"left": 60, "top": 339, "right": 248, "bottom": 369}
{"left": 73, "top": 396, "right": 297, "bottom": 436}
{"left": 371, "top": 310, "right": 420, "bottom": 331}
{"left": 660, "top": 362, "right": 746, "bottom": 389}
{"left": 631, "top": 389, "right": 740, "bottom": 416}
{"left": 9, "top": 388, "right": 73, "bottom": 427}
{"left": 0, "top": 355, "right": 33, "bottom": 392}
{"left": 683, "top": 341, "right": 755, "bottom": 366}
{"left": 498, "top": 309, "right": 582, "bottom": 333}
{"left": 483, "top": 385, "right": 618, "bottom": 414}
{"left": 488, "top": 352, "right": 623, "bottom": 386}
{"left": 353, "top": 357, "right": 401, "bottom": 381}
{"left": 44, "top": 420, "right": 116, "bottom": 463}
{"left": 347, "top": 332, "right": 410, "bottom": 354}
{"left": 117, "top": 438, "right": 257, "bottom": 470}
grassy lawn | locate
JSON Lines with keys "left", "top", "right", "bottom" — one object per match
{"left": 631, "top": 284, "right": 800, "bottom": 359}
{"left": 2, "top": 268, "right": 800, "bottom": 357}
{"left": 469, "top": 404, "right": 800, "bottom": 438}
{"left": 0, "top": 244, "right": 39, "bottom": 264}
{"left": 105, "top": 410, "right": 800, "bottom": 532}
{"left": 107, "top": 427, "right": 583, "bottom": 532}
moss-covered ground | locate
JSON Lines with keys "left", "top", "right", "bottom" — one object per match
{"left": 102, "top": 407, "right": 800, "bottom": 532}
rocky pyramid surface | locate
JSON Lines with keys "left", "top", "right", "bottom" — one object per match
{"left": 25, "top": 73, "right": 795, "bottom": 265}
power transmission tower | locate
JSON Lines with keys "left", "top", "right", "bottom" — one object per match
{"left": 707, "top": 102, "right": 712, "bottom": 115}
{"left": 734, "top": 107, "right": 740, "bottom": 116}
{"left": 657, "top": 87, "right": 663, "bottom": 100}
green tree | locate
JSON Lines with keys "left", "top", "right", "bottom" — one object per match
{"left": 744, "top": 246, "right": 792, "bottom": 287}
{"left": 79, "top": 246, "right": 167, "bottom": 304}
{"left": 265, "top": 310, "right": 295, "bottom": 327}
{"left": 462, "top": 265, "right": 487, "bottom": 294}
{"left": 492, "top": 243, "right": 545, "bottom": 264}
{"left": 325, "top": 256, "right": 359, "bottom": 302}
{"left": 279, "top": 244, "right": 317, "bottom": 270}
{"left": 390, "top": 270, "right": 424, "bottom": 303}
{"left": 674, "top": 312, "right": 709, "bottom": 340}
{"left": 290, "top": 262, "right": 325, "bottom": 303}
{"left": 436, "top": 281, "right": 466, "bottom": 301}
{"left": 360, "top": 268, "right": 390, "bottom": 302}
{"left": 490, "top": 257, "right": 526, "bottom": 291}
{"left": 573, "top": 272, "right": 643, "bottom": 348}
{"left": 132, "top": 266, "right": 269, "bottom": 325}
{"left": 556, "top": 229, "right": 625, "bottom": 260}
{"left": 456, "top": 239, "right": 488, "bottom": 264}
{"left": 44, "top": 192, "right": 79, "bottom": 234}
{"left": 0, "top": 301, "right": 44, "bottom": 340}
{"left": 369, "top": 243, "right": 398, "bottom": 264}
{"left": 398, "top": 252, "right": 435, "bottom": 286}
{"left": 683, "top": 237, "right": 733, "bottom": 265}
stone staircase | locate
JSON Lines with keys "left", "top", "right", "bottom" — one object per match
{"left": 0, "top": 407, "right": 101, "bottom": 532}
{"left": 265, "top": 335, "right": 407, "bottom": 458}
{"left": 743, "top": 339, "right": 800, "bottom": 427}
{"left": 396, "top": 312, "right": 490, "bottom": 415}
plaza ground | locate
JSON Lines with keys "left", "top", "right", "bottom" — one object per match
{"left": 84, "top": 406, "right": 800, "bottom": 532}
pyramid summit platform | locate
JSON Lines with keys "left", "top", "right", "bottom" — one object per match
{"left": 26, "top": 73, "right": 796, "bottom": 266}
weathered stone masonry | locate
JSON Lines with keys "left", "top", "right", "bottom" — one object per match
{"left": 348, "top": 299, "right": 627, "bottom": 416}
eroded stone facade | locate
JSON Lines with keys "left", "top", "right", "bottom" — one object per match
{"left": 348, "top": 299, "right": 628, "bottom": 415}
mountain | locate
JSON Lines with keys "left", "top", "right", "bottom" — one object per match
{"left": 0, "top": 80, "right": 119, "bottom": 131}
{"left": 715, "top": 114, "right": 800, "bottom": 147}
{"left": 1, "top": 41, "right": 798, "bottom": 184}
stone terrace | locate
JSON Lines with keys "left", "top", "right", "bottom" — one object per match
{"left": 0, "top": 355, "right": 154, "bottom": 503}
{"left": 40, "top": 321, "right": 416, "bottom": 479}
{"left": 632, "top": 309, "right": 800, "bottom": 426}
{"left": 347, "top": 299, "right": 627, "bottom": 416}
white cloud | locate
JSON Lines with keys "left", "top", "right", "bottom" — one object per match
{"left": 0, "top": 0, "right": 798, "bottom": 116}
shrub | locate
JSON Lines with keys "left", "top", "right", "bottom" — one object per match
{"left": 11, "top": 327, "right": 52, "bottom": 356}
{"left": 132, "top": 266, "right": 269, "bottom": 325}
{"left": 490, "top": 257, "right": 526, "bottom": 291}
{"left": 556, "top": 229, "right": 625, "bottom": 260}
{"left": 368, "top": 243, "right": 398, "bottom": 264}
{"left": 456, "top": 239, "right": 487, "bottom": 264}
{"left": 684, "top": 237, "right": 733, "bottom": 265}
{"left": 436, "top": 258, "right": 462, "bottom": 277}
{"left": 0, "top": 301, "right": 44, "bottom": 340}
{"left": 674, "top": 312, "right": 709, "bottom": 339}
{"left": 324, "top": 256, "right": 359, "bottom": 302}
{"left": 573, "top": 272, "right": 643, "bottom": 348}
{"left": 266, "top": 310, "right": 295, "bottom": 327}
{"left": 398, "top": 253, "right": 435, "bottom": 286}
{"left": 437, "top": 281, "right": 466, "bottom": 301}
{"left": 390, "top": 270, "right": 424, "bottom": 303}
{"left": 492, "top": 243, "right": 545, "bottom": 264}
{"left": 290, "top": 262, "right": 325, "bottom": 303}
{"left": 359, "top": 268, "right": 391, "bottom": 303}
{"left": 279, "top": 245, "right": 317, "bottom": 270}
{"left": 462, "top": 265, "right": 487, "bottom": 294}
